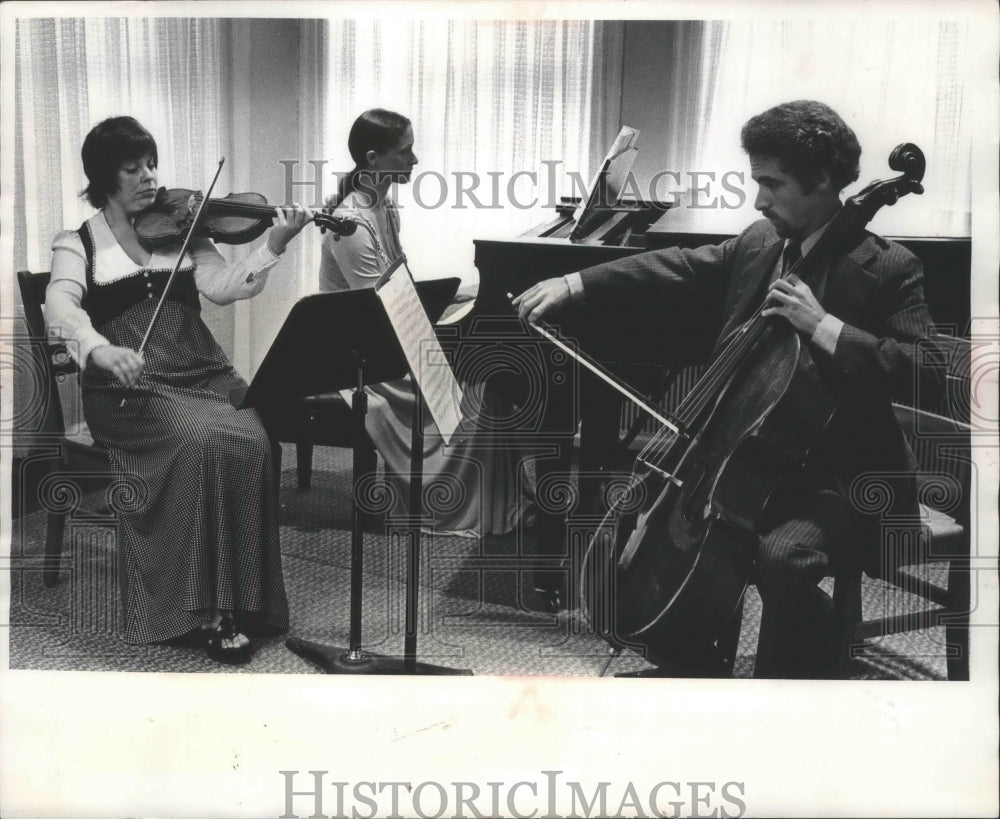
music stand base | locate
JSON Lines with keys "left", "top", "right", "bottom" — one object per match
{"left": 614, "top": 662, "right": 730, "bottom": 679}
{"left": 286, "top": 637, "right": 473, "bottom": 676}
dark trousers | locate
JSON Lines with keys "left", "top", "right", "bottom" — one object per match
{"left": 753, "top": 489, "right": 862, "bottom": 678}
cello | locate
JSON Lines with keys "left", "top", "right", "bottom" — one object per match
{"left": 575, "top": 144, "right": 927, "bottom": 667}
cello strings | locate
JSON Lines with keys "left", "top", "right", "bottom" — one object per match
{"left": 636, "top": 254, "right": 806, "bottom": 465}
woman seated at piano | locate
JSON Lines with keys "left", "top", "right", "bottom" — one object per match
{"left": 318, "top": 108, "right": 532, "bottom": 536}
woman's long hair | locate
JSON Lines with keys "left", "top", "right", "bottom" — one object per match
{"left": 328, "top": 108, "right": 411, "bottom": 208}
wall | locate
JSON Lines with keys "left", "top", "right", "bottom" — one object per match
{"left": 223, "top": 19, "right": 306, "bottom": 377}
{"left": 618, "top": 21, "right": 677, "bottom": 198}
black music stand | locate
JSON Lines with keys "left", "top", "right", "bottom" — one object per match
{"left": 235, "top": 278, "right": 471, "bottom": 675}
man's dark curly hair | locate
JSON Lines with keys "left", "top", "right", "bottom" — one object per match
{"left": 741, "top": 100, "right": 861, "bottom": 192}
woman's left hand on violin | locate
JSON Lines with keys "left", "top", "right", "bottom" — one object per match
{"left": 267, "top": 203, "right": 316, "bottom": 255}
{"left": 762, "top": 274, "right": 827, "bottom": 336}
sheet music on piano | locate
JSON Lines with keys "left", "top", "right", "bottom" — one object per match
{"left": 570, "top": 126, "right": 640, "bottom": 242}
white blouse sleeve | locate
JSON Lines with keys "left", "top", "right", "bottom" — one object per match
{"left": 44, "top": 230, "right": 110, "bottom": 366}
{"left": 191, "top": 238, "right": 282, "bottom": 305}
{"left": 318, "top": 219, "right": 383, "bottom": 291}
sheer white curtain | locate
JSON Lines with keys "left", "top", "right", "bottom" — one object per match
{"left": 14, "top": 17, "right": 227, "bottom": 273}
{"left": 692, "top": 19, "right": 973, "bottom": 237}
{"left": 296, "top": 19, "right": 329, "bottom": 303}
{"left": 319, "top": 19, "right": 600, "bottom": 289}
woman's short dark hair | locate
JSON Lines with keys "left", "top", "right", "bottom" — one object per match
{"left": 330, "top": 108, "right": 411, "bottom": 207}
{"left": 81, "top": 116, "right": 158, "bottom": 208}
{"left": 741, "top": 100, "right": 861, "bottom": 192}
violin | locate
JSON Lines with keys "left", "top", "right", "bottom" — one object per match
{"left": 120, "top": 160, "right": 357, "bottom": 408}
{"left": 133, "top": 187, "right": 357, "bottom": 249}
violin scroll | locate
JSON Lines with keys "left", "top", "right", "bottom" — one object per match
{"left": 314, "top": 210, "right": 358, "bottom": 237}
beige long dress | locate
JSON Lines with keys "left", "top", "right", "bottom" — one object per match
{"left": 317, "top": 191, "right": 531, "bottom": 536}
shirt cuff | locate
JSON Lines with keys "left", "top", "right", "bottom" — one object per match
{"left": 810, "top": 313, "right": 844, "bottom": 356}
{"left": 264, "top": 233, "right": 283, "bottom": 260}
{"left": 564, "top": 272, "right": 585, "bottom": 303}
{"left": 74, "top": 328, "right": 112, "bottom": 367}
{"left": 247, "top": 240, "right": 281, "bottom": 284}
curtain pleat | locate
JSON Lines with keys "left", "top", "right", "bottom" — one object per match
{"left": 14, "top": 17, "right": 224, "bottom": 273}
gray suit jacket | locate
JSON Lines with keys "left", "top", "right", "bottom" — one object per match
{"left": 574, "top": 218, "right": 944, "bottom": 572}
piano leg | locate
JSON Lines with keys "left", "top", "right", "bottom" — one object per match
{"left": 532, "top": 442, "right": 572, "bottom": 614}
{"left": 578, "top": 374, "right": 628, "bottom": 517}
{"left": 528, "top": 352, "right": 653, "bottom": 614}
{"left": 527, "top": 347, "right": 578, "bottom": 614}
{"left": 533, "top": 363, "right": 664, "bottom": 614}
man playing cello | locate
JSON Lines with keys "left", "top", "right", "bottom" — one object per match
{"left": 514, "top": 100, "right": 943, "bottom": 678}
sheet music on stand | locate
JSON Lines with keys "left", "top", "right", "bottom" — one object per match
{"left": 570, "top": 125, "right": 641, "bottom": 241}
{"left": 375, "top": 257, "right": 463, "bottom": 444}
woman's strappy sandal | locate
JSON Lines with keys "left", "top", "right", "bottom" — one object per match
{"left": 203, "top": 616, "right": 253, "bottom": 666}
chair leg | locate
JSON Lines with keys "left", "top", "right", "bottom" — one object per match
{"left": 296, "top": 443, "right": 314, "bottom": 490}
{"left": 945, "top": 560, "right": 970, "bottom": 681}
{"left": 43, "top": 510, "right": 66, "bottom": 588}
{"left": 833, "top": 568, "right": 862, "bottom": 678}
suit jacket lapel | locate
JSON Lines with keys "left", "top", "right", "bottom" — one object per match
{"left": 718, "top": 235, "right": 783, "bottom": 340}
{"left": 716, "top": 223, "right": 881, "bottom": 348}
{"left": 816, "top": 234, "right": 880, "bottom": 322}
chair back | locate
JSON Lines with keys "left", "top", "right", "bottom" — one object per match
{"left": 16, "top": 271, "right": 79, "bottom": 439}
{"left": 933, "top": 333, "right": 972, "bottom": 423}
{"left": 894, "top": 335, "right": 973, "bottom": 532}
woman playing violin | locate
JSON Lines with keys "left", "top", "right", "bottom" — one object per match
{"left": 45, "top": 116, "right": 313, "bottom": 663}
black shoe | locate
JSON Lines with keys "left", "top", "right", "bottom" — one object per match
{"left": 203, "top": 616, "right": 254, "bottom": 666}
{"left": 528, "top": 569, "right": 568, "bottom": 614}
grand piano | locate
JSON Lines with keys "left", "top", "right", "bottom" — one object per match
{"left": 442, "top": 132, "right": 687, "bottom": 609}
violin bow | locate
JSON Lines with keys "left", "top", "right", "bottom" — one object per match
{"left": 506, "top": 293, "right": 682, "bottom": 435}
{"left": 120, "top": 157, "right": 225, "bottom": 407}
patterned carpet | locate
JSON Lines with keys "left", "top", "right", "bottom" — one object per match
{"left": 7, "top": 447, "right": 952, "bottom": 679}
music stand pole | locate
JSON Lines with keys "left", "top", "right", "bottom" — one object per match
{"left": 268, "top": 288, "right": 469, "bottom": 674}
{"left": 345, "top": 359, "right": 368, "bottom": 660}
{"left": 284, "top": 356, "right": 383, "bottom": 672}
{"left": 404, "top": 383, "right": 425, "bottom": 673}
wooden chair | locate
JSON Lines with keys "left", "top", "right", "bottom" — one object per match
{"left": 259, "top": 393, "right": 379, "bottom": 516}
{"left": 17, "top": 271, "right": 378, "bottom": 592}
{"left": 849, "top": 403, "right": 973, "bottom": 680}
{"left": 833, "top": 335, "right": 972, "bottom": 680}
{"left": 852, "top": 333, "right": 972, "bottom": 673}
{"left": 717, "top": 335, "right": 972, "bottom": 680}
{"left": 262, "top": 394, "right": 374, "bottom": 492}
{"left": 16, "top": 270, "right": 113, "bottom": 587}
